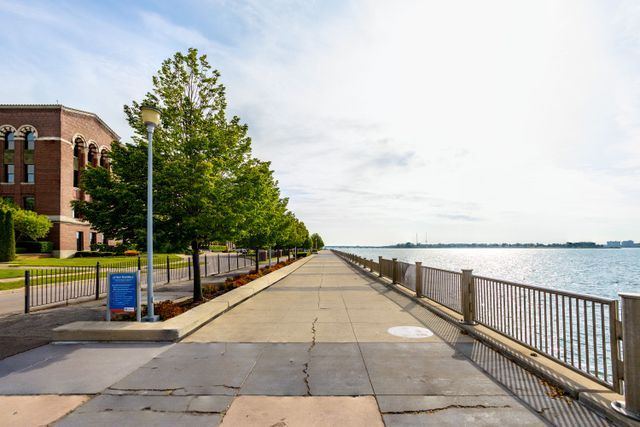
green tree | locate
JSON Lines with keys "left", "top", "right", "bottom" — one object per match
{"left": 234, "top": 160, "right": 287, "bottom": 272}
{"left": 0, "top": 199, "right": 51, "bottom": 244}
{"left": 13, "top": 209, "right": 53, "bottom": 241}
{"left": 75, "top": 48, "right": 252, "bottom": 301}
{"left": 310, "top": 233, "right": 324, "bottom": 250}
{"left": 0, "top": 210, "right": 16, "bottom": 261}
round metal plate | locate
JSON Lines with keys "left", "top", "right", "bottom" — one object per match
{"left": 387, "top": 326, "right": 434, "bottom": 338}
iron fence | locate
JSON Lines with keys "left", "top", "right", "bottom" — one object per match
{"left": 331, "top": 249, "right": 623, "bottom": 393}
{"left": 24, "top": 253, "right": 255, "bottom": 312}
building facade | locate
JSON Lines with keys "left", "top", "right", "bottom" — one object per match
{"left": 0, "top": 105, "right": 119, "bottom": 258}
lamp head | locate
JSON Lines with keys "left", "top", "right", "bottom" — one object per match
{"left": 141, "top": 105, "right": 161, "bottom": 128}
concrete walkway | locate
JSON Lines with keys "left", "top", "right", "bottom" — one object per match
{"left": 0, "top": 251, "right": 613, "bottom": 426}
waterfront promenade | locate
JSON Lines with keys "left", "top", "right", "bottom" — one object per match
{"left": 0, "top": 251, "right": 612, "bottom": 426}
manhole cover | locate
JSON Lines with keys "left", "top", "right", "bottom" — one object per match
{"left": 387, "top": 326, "right": 434, "bottom": 338}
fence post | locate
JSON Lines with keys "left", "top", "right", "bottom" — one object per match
{"left": 228, "top": 252, "right": 231, "bottom": 271}
{"left": 378, "top": 256, "right": 383, "bottom": 277}
{"left": 188, "top": 257, "right": 192, "bottom": 281}
{"left": 204, "top": 255, "right": 208, "bottom": 276}
{"left": 24, "top": 271, "right": 30, "bottom": 313}
{"left": 166, "top": 256, "right": 170, "bottom": 283}
{"left": 95, "top": 262, "right": 101, "bottom": 300}
{"left": 392, "top": 258, "right": 398, "bottom": 283}
{"left": 137, "top": 256, "right": 141, "bottom": 271}
{"left": 461, "top": 269, "right": 476, "bottom": 325}
{"left": 415, "top": 261, "right": 423, "bottom": 298}
{"left": 613, "top": 293, "right": 640, "bottom": 421}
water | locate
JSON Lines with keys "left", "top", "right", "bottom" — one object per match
{"left": 332, "top": 247, "right": 640, "bottom": 300}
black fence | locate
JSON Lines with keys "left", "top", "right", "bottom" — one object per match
{"left": 24, "top": 253, "right": 256, "bottom": 312}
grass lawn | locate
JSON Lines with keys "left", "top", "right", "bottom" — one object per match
{"left": 7, "top": 254, "right": 182, "bottom": 267}
{"left": 0, "top": 279, "right": 24, "bottom": 291}
{"left": 0, "top": 269, "right": 26, "bottom": 279}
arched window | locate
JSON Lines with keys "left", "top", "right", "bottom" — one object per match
{"left": 99, "top": 149, "right": 109, "bottom": 168}
{"left": 88, "top": 144, "right": 98, "bottom": 166}
{"left": 73, "top": 138, "right": 84, "bottom": 158}
{"left": 25, "top": 131, "right": 36, "bottom": 150}
{"left": 4, "top": 132, "right": 14, "bottom": 150}
{"left": 73, "top": 138, "right": 85, "bottom": 187}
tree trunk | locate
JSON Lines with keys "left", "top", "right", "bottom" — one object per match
{"left": 192, "top": 240, "right": 203, "bottom": 302}
{"left": 254, "top": 247, "right": 260, "bottom": 274}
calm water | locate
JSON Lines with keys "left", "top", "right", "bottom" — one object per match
{"left": 332, "top": 247, "right": 640, "bottom": 300}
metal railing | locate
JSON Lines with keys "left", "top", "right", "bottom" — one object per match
{"left": 331, "top": 249, "right": 626, "bottom": 395}
{"left": 24, "top": 253, "right": 255, "bottom": 312}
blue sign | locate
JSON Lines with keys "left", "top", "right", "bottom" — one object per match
{"left": 109, "top": 273, "right": 138, "bottom": 313}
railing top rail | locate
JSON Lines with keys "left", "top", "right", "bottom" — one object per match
{"left": 473, "top": 274, "right": 616, "bottom": 304}
{"left": 422, "top": 265, "right": 461, "bottom": 275}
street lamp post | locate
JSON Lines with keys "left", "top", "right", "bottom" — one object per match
{"left": 141, "top": 105, "right": 161, "bottom": 322}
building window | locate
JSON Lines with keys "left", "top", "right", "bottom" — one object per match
{"left": 90, "top": 232, "right": 97, "bottom": 247}
{"left": 24, "top": 164, "right": 35, "bottom": 183}
{"left": 4, "top": 132, "right": 14, "bottom": 150}
{"left": 4, "top": 164, "right": 14, "bottom": 183}
{"left": 25, "top": 132, "right": 36, "bottom": 151}
{"left": 76, "top": 231, "right": 84, "bottom": 251}
{"left": 100, "top": 149, "right": 109, "bottom": 169}
{"left": 23, "top": 196, "right": 35, "bottom": 211}
{"left": 88, "top": 145, "right": 98, "bottom": 167}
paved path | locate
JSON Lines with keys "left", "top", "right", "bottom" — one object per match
{"left": 0, "top": 252, "right": 613, "bottom": 426}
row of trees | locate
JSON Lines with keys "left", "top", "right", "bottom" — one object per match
{"left": 74, "top": 48, "right": 323, "bottom": 301}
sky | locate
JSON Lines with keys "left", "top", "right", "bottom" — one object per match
{"left": 1, "top": 0, "right": 639, "bottom": 246}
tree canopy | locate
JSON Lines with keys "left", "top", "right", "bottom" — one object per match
{"left": 74, "top": 48, "right": 320, "bottom": 301}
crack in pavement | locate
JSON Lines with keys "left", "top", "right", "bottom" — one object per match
{"left": 302, "top": 317, "right": 319, "bottom": 396}
{"left": 383, "top": 404, "right": 512, "bottom": 415}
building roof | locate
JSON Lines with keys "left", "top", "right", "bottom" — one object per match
{"left": 0, "top": 104, "right": 120, "bottom": 140}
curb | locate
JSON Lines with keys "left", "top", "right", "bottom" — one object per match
{"left": 52, "top": 255, "right": 315, "bottom": 342}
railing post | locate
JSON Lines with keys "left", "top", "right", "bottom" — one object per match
{"left": 378, "top": 256, "right": 383, "bottom": 277}
{"left": 188, "top": 257, "right": 192, "bottom": 281}
{"left": 166, "top": 256, "right": 170, "bottom": 283}
{"left": 392, "top": 258, "right": 398, "bottom": 283}
{"left": 217, "top": 254, "right": 220, "bottom": 274}
{"left": 613, "top": 293, "right": 640, "bottom": 421}
{"left": 24, "top": 271, "right": 30, "bottom": 314}
{"left": 461, "top": 269, "right": 476, "bottom": 325}
{"left": 95, "top": 262, "right": 101, "bottom": 300}
{"left": 415, "top": 261, "right": 423, "bottom": 298}
{"left": 228, "top": 252, "right": 231, "bottom": 271}
{"left": 204, "top": 255, "right": 208, "bottom": 277}
{"left": 137, "top": 256, "right": 141, "bottom": 271}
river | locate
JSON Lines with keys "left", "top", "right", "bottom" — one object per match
{"left": 330, "top": 247, "right": 640, "bottom": 300}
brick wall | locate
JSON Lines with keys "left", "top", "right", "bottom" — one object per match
{"left": 0, "top": 105, "right": 118, "bottom": 257}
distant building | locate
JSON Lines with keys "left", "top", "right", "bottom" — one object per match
{"left": 621, "top": 240, "right": 635, "bottom": 248}
{"left": 606, "top": 241, "right": 622, "bottom": 248}
{"left": 0, "top": 105, "right": 119, "bottom": 257}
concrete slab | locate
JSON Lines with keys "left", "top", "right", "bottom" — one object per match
{"left": 0, "top": 343, "right": 171, "bottom": 394}
{"left": 0, "top": 395, "right": 89, "bottom": 427}
{"left": 54, "top": 410, "right": 220, "bottom": 427}
{"left": 240, "top": 344, "right": 309, "bottom": 395}
{"left": 359, "top": 343, "right": 508, "bottom": 396}
{"left": 110, "top": 343, "right": 264, "bottom": 396}
{"left": 219, "top": 396, "right": 384, "bottom": 427}
{"left": 380, "top": 395, "right": 546, "bottom": 427}
{"left": 351, "top": 322, "right": 443, "bottom": 343}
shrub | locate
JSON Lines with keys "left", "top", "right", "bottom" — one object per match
{"left": 0, "top": 210, "right": 16, "bottom": 261}
{"left": 124, "top": 250, "right": 140, "bottom": 256}
{"left": 154, "top": 300, "right": 185, "bottom": 320}
{"left": 17, "top": 241, "right": 53, "bottom": 253}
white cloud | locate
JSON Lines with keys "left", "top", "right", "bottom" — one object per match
{"left": 1, "top": 0, "right": 639, "bottom": 245}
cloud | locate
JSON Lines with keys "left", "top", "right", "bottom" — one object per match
{"left": 1, "top": 0, "right": 639, "bottom": 245}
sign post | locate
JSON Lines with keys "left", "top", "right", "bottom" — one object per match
{"left": 106, "top": 272, "right": 141, "bottom": 321}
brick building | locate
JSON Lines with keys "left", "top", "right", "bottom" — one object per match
{"left": 0, "top": 105, "right": 119, "bottom": 257}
